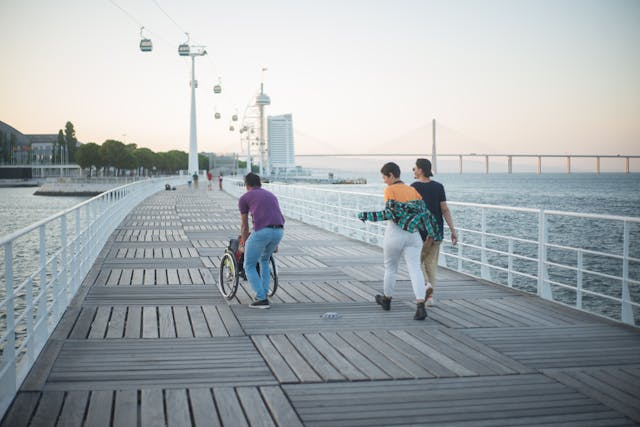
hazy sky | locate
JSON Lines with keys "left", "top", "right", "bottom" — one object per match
{"left": 1, "top": 0, "right": 639, "bottom": 157}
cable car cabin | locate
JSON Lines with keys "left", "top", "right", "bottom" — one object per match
{"left": 213, "top": 84, "right": 222, "bottom": 94}
{"left": 229, "top": 125, "right": 235, "bottom": 131}
{"left": 178, "top": 44, "right": 190, "bottom": 56}
{"left": 215, "top": 112, "right": 221, "bottom": 119}
{"left": 140, "top": 38, "right": 153, "bottom": 52}
{"left": 232, "top": 114, "right": 238, "bottom": 121}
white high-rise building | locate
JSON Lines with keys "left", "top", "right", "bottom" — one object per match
{"left": 267, "top": 114, "right": 295, "bottom": 175}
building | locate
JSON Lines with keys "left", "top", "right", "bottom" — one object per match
{"left": 267, "top": 114, "right": 295, "bottom": 176}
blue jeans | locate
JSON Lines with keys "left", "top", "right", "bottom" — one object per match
{"left": 243, "top": 227, "right": 283, "bottom": 300}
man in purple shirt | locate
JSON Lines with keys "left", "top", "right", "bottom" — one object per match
{"left": 238, "top": 173, "right": 285, "bottom": 308}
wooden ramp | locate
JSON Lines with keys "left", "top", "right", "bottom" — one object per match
{"left": 3, "top": 186, "right": 639, "bottom": 426}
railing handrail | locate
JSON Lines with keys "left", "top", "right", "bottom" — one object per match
{"left": 0, "top": 178, "right": 153, "bottom": 246}
{"left": 224, "top": 177, "right": 640, "bottom": 327}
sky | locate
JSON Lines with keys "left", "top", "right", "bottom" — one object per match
{"left": 1, "top": 0, "right": 639, "bottom": 161}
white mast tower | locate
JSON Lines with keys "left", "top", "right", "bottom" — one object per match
{"left": 255, "top": 68, "right": 271, "bottom": 177}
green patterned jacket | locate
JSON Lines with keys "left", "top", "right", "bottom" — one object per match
{"left": 357, "top": 199, "right": 441, "bottom": 240}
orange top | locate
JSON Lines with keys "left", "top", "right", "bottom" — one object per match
{"left": 384, "top": 182, "right": 421, "bottom": 202}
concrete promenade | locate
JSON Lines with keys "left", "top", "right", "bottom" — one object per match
{"left": 2, "top": 185, "right": 639, "bottom": 426}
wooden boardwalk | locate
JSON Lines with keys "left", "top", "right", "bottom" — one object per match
{"left": 2, "top": 186, "right": 640, "bottom": 426}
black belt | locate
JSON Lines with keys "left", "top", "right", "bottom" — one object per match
{"left": 266, "top": 224, "right": 283, "bottom": 229}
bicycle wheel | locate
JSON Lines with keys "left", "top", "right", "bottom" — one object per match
{"left": 267, "top": 255, "right": 278, "bottom": 297}
{"left": 255, "top": 256, "right": 279, "bottom": 297}
{"left": 218, "top": 252, "right": 239, "bottom": 300}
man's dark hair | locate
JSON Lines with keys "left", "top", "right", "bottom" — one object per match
{"left": 380, "top": 162, "right": 401, "bottom": 178}
{"left": 244, "top": 172, "right": 261, "bottom": 188}
{"left": 415, "top": 158, "right": 434, "bottom": 177}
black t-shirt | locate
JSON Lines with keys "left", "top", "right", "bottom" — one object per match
{"left": 411, "top": 180, "right": 446, "bottom": 240}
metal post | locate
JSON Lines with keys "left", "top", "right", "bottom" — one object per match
{"left": 458, "top": 155, "right": 463, "bottom": 174}
{"left": 481, "top": 208, "right": 489, "bottom": 279}
{"left": 537, "top": 210, "right": 551, "bottom": 299}
{"left": 625, "top": 157, "right": 630, "bottom": 175}
{"left": 621, "top": 221, "right": 632, "bottom": 325}
{"left": 2, "top": 242, "right": 16, "bottom": 412}
{"left": 188, "top": 55, "right": 198, "bottom": 177}
{"left": 432, "top": 119, "right": 437, "bottom": 174}
{"left": 508, "top": 239, "right": 513, "bottom": 287}
{"left": 577, "top": 250, "right": 583, "bottom": 310}
{"left": 596, "top": 156, "right": 600, "bottom": 175}
{"left": 507, "top": 156, "right": 512, "bottom": 174}
{"left": 484, "top": 156, "right": 489, "bottom": 174}
{"left": 537, "top": 156, "right": 542, "bottom": 175}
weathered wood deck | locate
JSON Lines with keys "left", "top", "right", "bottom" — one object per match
{"left": 3, "top": 186, "right": 639, "bottom": 426}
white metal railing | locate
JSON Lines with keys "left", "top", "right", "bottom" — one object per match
{"left": 224, "top": 178, "right": 640, "bottom": 327}
{"left": 0, "top": 175, "right": 183, "bottom": 417}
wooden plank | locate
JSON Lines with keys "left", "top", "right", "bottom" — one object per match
{"left": 28, "top": 391, "right": 64, "bottom": 427}
{"left": 144, "top": 269, "right": 155, "bottom": 285}
{"left": 305, "top": 333, "right": 368, "bottom": 381}
{"left": 217, "top": 305, "right": 244, "bottom": 336}
{"left": 213, "top": 387, "right": 249, "bottom": 427}
{"left": 337, "top": 331, "right": 411, "bottom": 379}
{"left": 189, "top": 306, "right": 211, "bottom": 338}
{"left": 252, "top": 335, "right": 299, "bottom": 383}
{"left": 125, "top": 306, "right": 141, "bottom": 338}
{"left": 141, "top": 389, "right": 165, "bottom": 427}
{"left": 113, "top": 389, "right": 137, "bottom": 427}
{"left": 189, "top": 388, "right": 221, "bottom": 427}
{"left": 69, "top": 306, "right": 97, "bottom": 339}
{"left": 156, "top": 269, "right": 168, "bottom": 285}
{"left": 52, "top": 391, "right": 89, "bottom": 427}
{"left": 106, "top": 306, "right": 127, "bottom": 339}
{"left": 106, "top": 269, "right": 122, "bottom": 286}
{"left": 88, "top": 306, "right": 110, "bottom": 339}
{"left": 159, "top": 306, "right": 176, "bottom": 338}
{"left": 119, "top": 269, "right": 133, "bottom": 286}
{"left": 142, "top": 306, "right": 158, "bottom": 338}
{"left": 320, "top": 332, "right": 389, "bottom": 380}
{"left": 85, "top": 390, "right": 113, "bottom": 427}
{"left": 131, "top": 269, "right": 144, "bottom": 285}
{"left": 202, "top": 306, "right": 227, "bottom": 337}
{"left": 269, "top": 335, "right": 322, "bottom": 383}
{"left": 166, "top": 389, "right": 192, "bottom": 427}
{"left": 236, "top": 387, "right": 276, "bottom": 427}
{"left": 189, "top": 268, "right": 205, "bottom": 285}
{"left": 173, "top": 306, "right": 193, "bottom": 338}
{"left": 260, "top": 386, "right": 304, "bottom": 427}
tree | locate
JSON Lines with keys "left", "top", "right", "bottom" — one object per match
{"left": 64, "top": 121, "right": 78, "bottom": 162}
{"left": 99, "top": 139, "right": 127, "bottom": 176}
{"left": 55, "top": 130, "right": 64, "bottom": 164}
{"left": 198, "top": 154, "right": 209, "bottom": 171}
{"left": 134, "top": 148, "right": 156, "bottom": 176}
{"left": 76, "top": 142, "right": 101, "bottom": 176}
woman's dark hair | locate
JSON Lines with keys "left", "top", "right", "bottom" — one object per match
{"left": 380, "top": 162, "right": 401, "bottom": 178}
{"left": 244, "top": 172, "right": 261, "bottom": 188}
{"left": 415, "top": 158, "right": 434, "bottom": 177}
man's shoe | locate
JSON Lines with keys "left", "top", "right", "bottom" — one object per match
{"left": 375, "top": 294, "right": 391, "bottom": 311}
{"left": 249, "top": 299, "right": 270, "bottom": 309}
{"left": 414, "top": 302, "right": 427, "bottom": 320}
{"left": 426, "top": 296, "right": 434, "bottom": 307}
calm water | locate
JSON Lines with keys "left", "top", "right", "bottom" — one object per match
{"left": 0, "top": 187, "right": 88, "bottom": 237}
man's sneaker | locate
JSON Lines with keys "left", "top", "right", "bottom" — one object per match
{"left": 249, "top": 299, "right": 270, "bottom": 309}
{"left": 414, "top": 302, "right": 427, "bottom": 320}
{"left": 375, "top": 294, "right": 391, "bottom": 311}
{"left": 426, "top": 296, "right": 434, "bottom": 307}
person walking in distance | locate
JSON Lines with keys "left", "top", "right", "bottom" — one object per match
{"left": 238, "top": 173, "right": 285, "bottom": 308}
{"left": 412, "top": 158, "right": 458, "bottom": 306}
{"left": 358, "top": 162, "right": 440, "bottom": 320}
{"left": 218, "top": 173, "right": 223, "bottom": 191}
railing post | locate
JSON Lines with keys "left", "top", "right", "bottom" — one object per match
{"left": 621, "top": 221, "right": 633, "bottom": 325}
{"left": 457, "top": 230, "right": 462, "bottom": 272}
{"left": 508, "top": 238, "right": 513, "bottom": 287}
{"left": 538, "top": 209, "right": 551, "bottom": 299}
{"left": 481, "top": 208, "right": 489, "bottom": 280}
{"left": 60, "top": 215, "right": 68, "bottom": 306}
{"left": 36, "top": 225, "right": 47, "bottom": 345}
{"left": 1, "top": 242, "right": 17, "bottom": 409}
{"left": 576, "top": 250, "right": 583, "bottom": 310}
{"left": 25, "top": 277, "right": 34, "bottom": 365}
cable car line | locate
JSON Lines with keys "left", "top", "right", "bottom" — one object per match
{"left": 151, "top": 0, "right": 188, "bottom": 38}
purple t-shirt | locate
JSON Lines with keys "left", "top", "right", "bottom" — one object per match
{"left": 238, "top": 187, "right": 285, "bottom": 232}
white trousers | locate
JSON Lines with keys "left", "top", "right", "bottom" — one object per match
{"left": 383, "top": 222, "right": 426, "bottom": 300}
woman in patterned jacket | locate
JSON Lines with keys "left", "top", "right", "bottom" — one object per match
{"left": 358, "top": 162, "right": 440, "bottom": 320}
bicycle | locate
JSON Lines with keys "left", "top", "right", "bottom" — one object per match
{"left": 218, "top": 237, "right": 278, "bottom": 300}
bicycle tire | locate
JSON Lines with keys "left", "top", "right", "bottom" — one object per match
{"left": 218, "top": 251, "right": 239, "bottom": 300}
{"left": 267, "top": 255, "right": 278, "bottom": 297}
